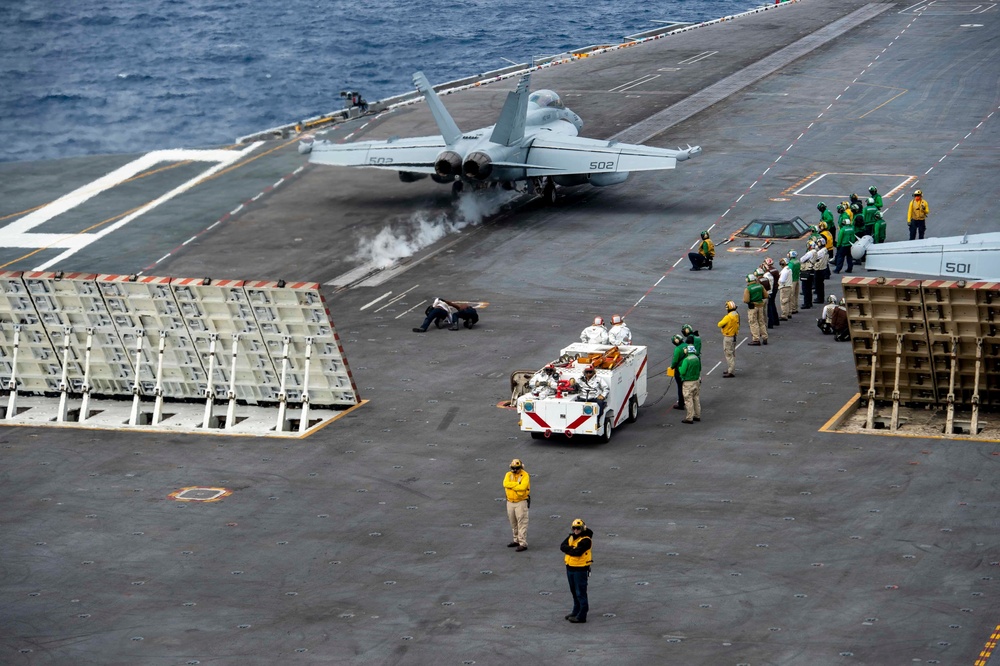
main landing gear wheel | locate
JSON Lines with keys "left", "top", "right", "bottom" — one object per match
{"left": 598, "top": 414, "right": 613, "bottom": 443}
{"left": 542, "top": 178, "right": 557, "bottom": 205}
{"left": 626, "top": 397, "right": 639, "bottom": 424}
{"left": 451, "top": 180, "right": 464, "bottom": 198}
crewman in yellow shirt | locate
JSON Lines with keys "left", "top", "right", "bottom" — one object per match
{"left": 503, "top": 459, "right": 530, "bottom": 551}
{"left": 717, "top": 300, "right": 741, "bottom": 377}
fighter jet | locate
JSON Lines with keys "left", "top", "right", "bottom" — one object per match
{"left": 302, "top": 72, "right": 701, "bottom": 204}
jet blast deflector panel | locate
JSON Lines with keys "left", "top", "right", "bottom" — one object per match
{"left": 0, "top": 271, "right": 359, "bottom": 436}
{"left": 842, "top": 277, "right": 1000, "bottom": 415}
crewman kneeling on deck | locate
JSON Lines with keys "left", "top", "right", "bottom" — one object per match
{"left": 413, "top": 297, "right": 456, "bottom": 332}
{"left": 443, "top": 299, "right": 479, "bottom": 329}
{"left": 818, "top": 295, "right": 838, "bottom": 334}
{"left": 688, "top": 230, "right": 715, "bottom": 270}
{"left": 575, "top": 365, "right": 609, "bottom": 417}
{"left": 832, "top": 299, "right": 851, "bottom": 341}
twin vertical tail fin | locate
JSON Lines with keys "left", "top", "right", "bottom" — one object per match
{"left": 412, "top": 70, "right": 531, "bottom": 147}
{"left": 489, "top": 73, "right": 530, "bottom": 147}
{"left": 413, "top": 71, "right": 463, "bottom": 145}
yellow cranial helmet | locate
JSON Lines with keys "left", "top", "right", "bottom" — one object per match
{"left": 571, "top": 518, "right": 585, "bottom": 528}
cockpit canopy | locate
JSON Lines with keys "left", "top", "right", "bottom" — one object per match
{"left": 528, "top": 90, "right": 564, "bottom": 109}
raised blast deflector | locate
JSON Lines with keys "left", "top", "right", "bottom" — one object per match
{"left": 842, "top": 276, "right": 1000, "bottom": 410}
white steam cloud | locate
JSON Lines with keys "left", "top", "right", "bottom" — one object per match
{"left": 352, "top": 189, "right": 518, "bottom": 269}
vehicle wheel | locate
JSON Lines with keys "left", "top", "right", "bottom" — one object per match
{"left": 452, "top": 180, "right": 464, "bottom": 198}
{"left": 626, "top": 397, "right": 639, "bottom": 423}
{"left": 598, "top": 414, "right": 613, "bottom": 443}
{"left": 530, "top": 432, "right": 545, "bottom": 440}
{"left": 542, "top": 179, "right": 557, "bottom": 205}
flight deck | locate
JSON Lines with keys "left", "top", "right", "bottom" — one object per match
{"left": 1, "top": 1, "right": 999, "bottom": 664}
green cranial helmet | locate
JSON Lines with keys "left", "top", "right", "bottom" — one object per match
{"left": 817, "top": 202, "right": 827, "bottom": 211}
{"left": 700, "top": 230, "right": 710, "bottom": 240}
{"left": 681, "top": 323, "right": 694, "bottom": 336}
{"left": 672, "top": 334, "right": 684, "bottom": 346}
{"left": 869, "top": 185, "right": 878, "bottom": 194}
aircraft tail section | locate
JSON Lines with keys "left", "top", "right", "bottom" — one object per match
{"left": 489, "top": 74, "right": 530, "bottom": 147}
{"left": 413, "top": 72, "right": 463, "bottom": 146}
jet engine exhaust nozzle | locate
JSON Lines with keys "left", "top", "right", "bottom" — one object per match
{"left": 463, "top": 152, "right": 493, "bottom": 181}
{"left": 434, "top": 151, "right": 463, "bottom": 178}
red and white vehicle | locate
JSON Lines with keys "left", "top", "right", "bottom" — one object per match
{"left": 515, "top": 343, "right": 647, "bottom": 442}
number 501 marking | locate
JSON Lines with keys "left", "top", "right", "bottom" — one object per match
{"left": 590, "top": 161, "right": 615, "bottom": 170}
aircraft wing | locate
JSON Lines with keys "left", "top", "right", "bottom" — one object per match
{"left": 520, "top": 136, "right": 701, "bottom": 176}
{"left": 308, "top": 136, "right": 446, "bottom": 173}
{"left": 857, "top": 232, "right": 1000, "bottom": 280}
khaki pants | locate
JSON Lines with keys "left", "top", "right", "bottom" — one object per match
{"left": 507, "top": 500, "right": 528, "bottom": 546}
{"left": 723, "top": 336, "right": 736, "bottom": 374}
{"left": 779, "top": 286, "right": 793, "bottom": 318}
{"left": 792, "top": 282, "right": 800, "bottom": 312}
{"left": 748, "top": 305, "right": 767, "bottom": 342}
{"left": 682, "top": 380, "right": 701, "bottom": 420}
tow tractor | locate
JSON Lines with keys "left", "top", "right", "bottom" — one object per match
{"left": 512, "top": 343, "right": 647, "bottom": 442}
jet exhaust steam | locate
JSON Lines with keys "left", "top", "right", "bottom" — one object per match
{"left": 352, "top": 190, "right": 518, "bottom": 270}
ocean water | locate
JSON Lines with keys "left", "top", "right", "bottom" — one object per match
{"left": 0, "top": 0, "right": 764, "bottom": 163}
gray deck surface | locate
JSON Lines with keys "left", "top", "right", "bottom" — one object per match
{"left": 2, "top": 1, "right": 999, "bottom": 664}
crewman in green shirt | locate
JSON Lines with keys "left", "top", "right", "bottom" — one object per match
{"left": 868, "top": 185, "right": 883, "bottom": 210}
{"left": 678, "top": 345, "right": 702, "bottom": 424}
{"left": 833, "top": 220, "right": 857, "bottom": 274}
{"left": 817, "top": 202, "right": 836, "bottom": 234}
{"left": 743, "top": 273, "right": 768, "bottom": 345}
{"left": 787, "top": 250, "right": 801, "bottom": 314}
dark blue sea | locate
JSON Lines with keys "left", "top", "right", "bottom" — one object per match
{"left": 0, "top": 0, "right": 764, "bottom": 163}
